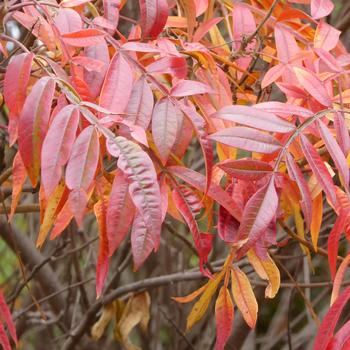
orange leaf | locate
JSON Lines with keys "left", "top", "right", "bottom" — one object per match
{"left": 231, "top": 267, "right": 258, "bottom": 328}
{"left": 247, "top": 249, "right": 280, "bottom": 298}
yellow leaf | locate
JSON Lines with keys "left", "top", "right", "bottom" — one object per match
{"left": 231, "top": 267, "right": 258, "bottom": 328}
{"left": 116, "top": 292, "right": 151, "bottom": 350}
{"left": 186, "top": 270, "right": 225, "bottom": 330}
{"left": 247, "top": 250, "right": 280, "bottom": 298}
{"left": 36, "top": 182, "right": 65, "bottom": 248}
{"left": 311, "top": 192, "right": 323, "bottom": 251}
{"left": 91, "top": 303, "right": 115, "bottom": 340}
{"left": 172, "top": 283, "right": 207, "bottom": 303}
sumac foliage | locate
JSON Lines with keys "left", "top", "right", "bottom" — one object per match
{"left": 1, "top": 0, "right": 350, "bottom": 348}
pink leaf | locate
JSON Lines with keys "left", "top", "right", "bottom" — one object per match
{"left": 217, "top": 159, "right": 273, "bottom": 181}
{"left": 152, "top": 98, "right": 179, "bottom": 164}
{"left": 300, "top": 134, "right": 337, "bottom": 207}
{"left": 275, "top": 25, "right": 300, "bottom": 64}
{"left": 286, "top": 153, "right": 313, "bottom": 229}
{"left": 169, "top": 166, "right": 242, "bottom": 221}
{"left": 41, "top": 105, "right": 80, "bottom": 196}
{"left": 171, "top": 80, "right": 215, "bottom": 97}
{"left": 317, "top": 120, "right": 349, "bottom": 187}
{"left": 139, "top": 0, "right": 168, "bottom": 39}
{"left": 107, "top": 171, "right": 135, "bottom": 256}
{"left": 18, "top": 77, "right": 56, "bottom": 187}
{"left": 124, "top": 76, "right": 154, "bottom": 130}
{"left": 314, "top": 20, "right": 340, "bottom": 51}
{"left": 180, "top": 102, "right": 213, "bottom": 192}
{"left": 238, "top": 176, "right": 278, "bottom": 249}
{"left": 107, "top": 137, "right": 162, "bottom": 247}
{"left": 147, "top": 56, "right": 187, "bottom": 79}
{"left": 255, "top": 102, "right": 313, "bottom": 118}
{"left": 261, "top": 63, "right": 286, "bottom": 88}
{"left": 212, "top": 105, "right": 295, "bottom": 133}
{"left": 293, "top": 66, "right": 332, "bottom": 106}
{"left": 311, "top": 0, "right": 334, "bottom": 19}
{"left": 54, "top": 8, "right": 82, "bottom": 34}
{"left": 4, "top": 52, "right": 34, "bottom": 118}
{"left": 131, "top": 213, "right": 156, "bottom": 270}
{"left": 100, "top": 52, "right": 133, "bottom": 114}
{"left": 208, "top": 127, "right": 282, "bottom": 154}
{"left": 66, "top": 126, "right": 100, "bottom": 192}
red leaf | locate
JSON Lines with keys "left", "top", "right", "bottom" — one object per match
{"left": 293, "top": 67, "right": 332, "bottom": 106}
{"left": 147, "top": 56, "right": 187, "bottom": 79}
{"left": 286, "top": 153, "right": 313, "bottom": 229}
{"left": 215, "top": 287, "right": 234, "bottom": 350}
{"left": 238, "top": 176, "right": 278, "bottom": 249}
{"left": 173, "top": 187, "right": 213, "bottom": 277}
{"left": 208, "top": 127, "right": 281, "bottom": 154}
{"left": 41, "top": 105, "right": 80, "bottom": 196}
{"left": 107, "top": 137, "right": 162, "bottom": 247}
{"left": 169, "top": 166, "right": 242, "bottom": 221}
{"left": 218, "top": 185, "right": 239, "bottom": 242}
{"left": 124, "top": 76, "right": 154, "bottom": 130}
{"left": 107, "top": 171, "right": 135, "bottom": 257}
{"left": 0, "top": 323, "right": 11, "bottom": 350}
{"left": 94, "top": 199, "right": 110, "bottom": 297}
{"left": 311, "top": 0, "right": 334, "bottom": 19}
{"left": 317, "top": 120, "right": 349, "bottom": 188}
{"left": 217, "top": 159, "right": 273, "bottom": 181}
{"left": 18, "top": 77, "right": 56, "bottom": 187}
{"left": 100, "top": 52, "right": 133, "bottom": 114}
{"left": 139, "top": 0, "right": 168, "bottom": 39}
{"left": 0, "top": 290, "right": 17, "bottom": 345}
{"left": 328, "top": 212, "right": 347, "bottom": 280}
{"left": 62, "top": 29, "right": 106, "bottom": 47}
{"left": 152, "top": 98, "right": 179, "bottom": 164}
{"left": 300, "top": 134, "right": 337, "bottom": 208}
{"left": 314, "top": 286, "right": 350, "bottom": 350}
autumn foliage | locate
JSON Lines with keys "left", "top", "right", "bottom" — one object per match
{"left": 1, "top": 0, "right": 350, "bottom": 348}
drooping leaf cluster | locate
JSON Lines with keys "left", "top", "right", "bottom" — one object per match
{"left": 1, "top": 0, "right": 350, "bottom": 348}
